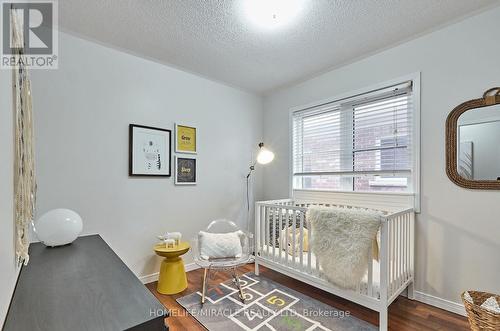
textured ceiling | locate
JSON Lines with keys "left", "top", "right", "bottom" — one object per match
{"left": 58, "top": 0, "right": 498, "bottom": 94}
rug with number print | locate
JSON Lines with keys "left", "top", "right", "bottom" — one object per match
{"left": 176, "top": 272, "right": 376, "bottom": 331}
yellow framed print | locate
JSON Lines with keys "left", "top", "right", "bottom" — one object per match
{"left": 175, "top": 124, "right": 197, "bottom": 154}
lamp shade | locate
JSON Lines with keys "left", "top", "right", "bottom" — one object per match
{"left": 257, "top": 147, "right": 275, "bottom": 164}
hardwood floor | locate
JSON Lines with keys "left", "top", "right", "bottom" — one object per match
{"left": 146, "top": 264, "right": 470, "bottom": 331}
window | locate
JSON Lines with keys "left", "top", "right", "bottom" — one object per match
{"left": 292, "top": 81, "right": 416, "bottom": 193}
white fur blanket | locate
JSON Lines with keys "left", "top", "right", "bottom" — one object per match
{"left": 308, "top": 206, "right": 383, "bottom": 289}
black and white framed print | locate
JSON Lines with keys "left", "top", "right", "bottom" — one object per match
{"left": 129, "top": 124, "right": 171, "bottom": 176}
{"left": 175, "top": 156, "right": 196, "bottom": 185}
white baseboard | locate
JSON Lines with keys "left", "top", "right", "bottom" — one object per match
{"left": 414, "top": 291, "right": 466, "bottom": 316}
{"left": 139, "top": 262, "right": 199, "bottom": 284}
{"left": 139, "top": 272, "right": 160, "bottom": 285}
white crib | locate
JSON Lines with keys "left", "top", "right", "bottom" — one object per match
{"left": 254, "top": 198, "right": 415, "bottom": 331}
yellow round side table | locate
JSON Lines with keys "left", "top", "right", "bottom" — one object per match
{"left": 154, "top": 241, "right": 190, "bottom": 295}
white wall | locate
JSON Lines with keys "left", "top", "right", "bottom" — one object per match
{"left": 263, "top": 6, "right": 500, "bottom": 307}
{"left": 30, "top": 32, "right": 263, "bottom": 279}
{"left": 0, "top": 69, "right": 19, "bottom": 325}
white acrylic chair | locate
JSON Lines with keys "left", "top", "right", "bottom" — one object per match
{"left": 192, "top": 220, "right": 253, "bottom": 304}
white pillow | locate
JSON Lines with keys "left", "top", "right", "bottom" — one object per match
{"left": 199, "top": 230, "right": 243, "bottom": 260}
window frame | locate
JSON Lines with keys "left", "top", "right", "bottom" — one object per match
{"left": 288, "top": 73, "right": 421, "bottom": 210}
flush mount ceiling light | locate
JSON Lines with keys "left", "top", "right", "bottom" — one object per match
{"left": 242, "top": 0, "right": 305, "bottom": 30}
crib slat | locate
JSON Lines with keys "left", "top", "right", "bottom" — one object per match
{"left": 411, "top": 213, "right": 415, "bottom": 276}
{"left": 406, "top": 213, "right": 410, "bottom": 281}
{"left": 396, "top": 216, "right": 400, "bottom": 290}
{"left": 399, "top": 215, "right": 403, "bottom": 289}
{"left": 285, "top": 210, "right": 289, "bottom": 266}
{"left": 278, "top": 208, "right": 283, "bottom": 262}
{"left": 394, "top": 216, "right": 398, "bottom": 290}
{"left": 397, "top": 215, "right": 404, "bottom": 289}
{"left": 399, "top": 216, "right": 403, "bottom": 289}
{"left": 398, "top": 214, "right": 401, "bottom": 282}
{"left": 406, "top": 213, "right": 410, "bottom": 276}
{"left": 392, "top": 217, "right": 395, "bottom": 294}
{"left": 255, "top": 204, "right": 262, "bottom": 256}
{"left": 261, "top": 205, "right": 265, "bottom": 256}
{"left": 292, "top": 211, "right": 297, "bottom": 267}
{"left": 265, "top": 207, "right": 270, "bottom": 257}
{"left": 401, "top": 214, "right": 407, "bottom": 284}
{"left": 394, "top": 218, "right": 398, "bottom": 294}
{"left": 307, "top": 226, "right": 312, "bottom": 273}
{"left": 272, "top": 208, "right": 277, "bottom": 261}
{"left": 394, "top": 218, "right": 399, "bottom": 294}
{"left": 368, "top": 244, "right": 373, "bottom": 297}
{"left": 404, "top": 213, "right": 408, "bottom": 281}
{"left": 387, "top": 219, "right": 391, "bottom": 296}
{"left": 400, "top": 216, "right": 404, "bottom": 286}
{"left": 390, "top": 218, "right": 395, "bottom": 296}
{"left": 404, "top": 214, "right": 408, "bottom": 282}
{"left": 403, "top": 215, "right": 407, "bottom": 284}
{"left": 278, "top": 208, "right": 282, "bottom": 261}
{"left": 299, "top": 212, "right": 304, "bottom": 270}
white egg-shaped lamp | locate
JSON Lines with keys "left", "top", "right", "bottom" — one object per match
{"left": 34, "top": 209, "right": 83, "bottom": 247}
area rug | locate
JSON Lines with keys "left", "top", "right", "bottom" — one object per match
{"left": 176, "top": 272, "right": 376, "bottom": 331}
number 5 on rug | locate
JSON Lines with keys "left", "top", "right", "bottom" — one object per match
{"left": 266, "top": 295, "right": 285, "bottom": 307}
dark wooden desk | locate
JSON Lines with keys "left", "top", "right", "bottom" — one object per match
{"left": 4, "top": 235, "right": 168, "bottom": 331}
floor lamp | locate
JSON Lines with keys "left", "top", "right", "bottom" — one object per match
{"left": 246, "top": 142, "right": 275, "bottom": 233}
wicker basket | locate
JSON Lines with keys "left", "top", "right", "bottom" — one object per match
{"left": 462, "top": 291, "right": 500, "bottom": 331}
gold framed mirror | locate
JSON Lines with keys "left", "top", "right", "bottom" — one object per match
{"left": 446, "top": 87, "right": 500, "bottom": 189}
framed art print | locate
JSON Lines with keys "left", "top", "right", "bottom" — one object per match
{"left": 175, "top": 156, "right": 196, "bottom": 185}
{"left": 129, "top": 124, "right": 171, "bottom": 176}
{"left": 175, "top": 124, "right": 197, "bottom": 154}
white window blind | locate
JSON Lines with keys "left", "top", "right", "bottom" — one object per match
{"left": 292, "top": 81, "right": 415, "bottom": 192}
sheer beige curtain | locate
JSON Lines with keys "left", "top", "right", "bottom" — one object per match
{"left": 11, "top": 8, "right": 37, "bottom": 265}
